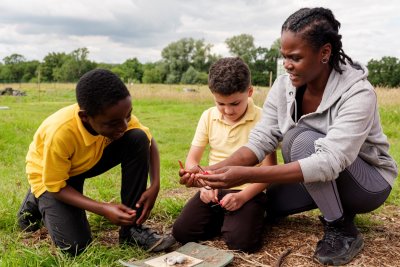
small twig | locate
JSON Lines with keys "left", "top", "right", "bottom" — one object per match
{"left": 273, "top": 248, "right": 292, "bottom": 267}
{"left": 178, "top": 160, "right": 184, "bottom": 169}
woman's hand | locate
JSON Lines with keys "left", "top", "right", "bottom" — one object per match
{"left": 199, "top": 188, "right": 218, "bottom": 204}
{"left": 197, "top": 166, "right": 249, "bottom": 189}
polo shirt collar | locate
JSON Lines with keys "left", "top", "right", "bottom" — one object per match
{"left": 74, "top": 104, "right": 103, "bottom": 146}
{"left": 211, "top": 97, "right": 257, "bottom": 124}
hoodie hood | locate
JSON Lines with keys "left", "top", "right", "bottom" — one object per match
{"left": 318, "top": 61, "right": 369, "bottom": 113}
{"left": 285, "top": 61, "right": 370, "bottom": 115}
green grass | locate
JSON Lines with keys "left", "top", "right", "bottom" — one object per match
{"left": 0, "top": 83, "right": 399, "bottom": 266}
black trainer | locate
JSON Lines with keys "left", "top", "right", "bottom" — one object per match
{"left": 17, "top": 190, "right": 42, "bottom": 232}
{"left": 314, "top": 216, "right": 364, "bottom": 266}
{"left": 119, "top": 225, "right": 176, "bottom": 252}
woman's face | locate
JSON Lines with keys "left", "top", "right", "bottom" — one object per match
{"left": 280, "top": 30, "right": 327, "bottom": 88}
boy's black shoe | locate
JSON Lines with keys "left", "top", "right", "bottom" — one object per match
{"left": 314, "top": 216, "right": 364, "bottom": 266}
{"left": 17, "top": 191, "right": 42, "bottom": 232}
{"left": 119, "top": 225, "right": 176, "bottom": 252}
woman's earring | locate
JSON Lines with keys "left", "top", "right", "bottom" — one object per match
{"left": 321, "top": 57, "right": 329, "bottom": 64}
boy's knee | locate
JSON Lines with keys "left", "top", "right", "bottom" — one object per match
{"left": 124, "top": 129, "right": 150, "bottom": 147}
{"left": 172, "top": 220, "right": 189, "bottom": 243}
{"left": 223, "top": 232, "right": 262, "bottom": 253}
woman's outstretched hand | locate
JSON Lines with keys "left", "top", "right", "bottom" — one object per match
{"left": 196, "top": 166, "right": 249, "bottom": 189}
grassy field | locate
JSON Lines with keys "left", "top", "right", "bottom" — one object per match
{"left": 0, "top": 83, "right": 399, "bottom": 266}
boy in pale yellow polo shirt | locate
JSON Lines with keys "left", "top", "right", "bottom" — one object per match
{"left": 173, "top": 57, "right": 276, "bottom": 252}
{"left": 17, "top": 69, "right": 175, "bottom": 255}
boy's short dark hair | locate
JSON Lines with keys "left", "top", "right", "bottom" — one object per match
{"left": 76, "top": 69, "right": 130, "bottom": 116}
{"left": 208, "top": 57, "right": 251, "bottom": 95}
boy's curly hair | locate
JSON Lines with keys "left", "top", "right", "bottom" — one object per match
{"left": 208, "top": 57, "right": 251, "bottom": 95}
{"left": 76, "top": 69, "right": 130, "bottom": 116}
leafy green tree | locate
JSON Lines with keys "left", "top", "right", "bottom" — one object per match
{"left": 21, "top": 60, "right": 40, "bottom": 82}
{"left": 250, "top": 47, "right": 269, "bottom": 85}
{"left": 2, "top": 54, "right": 26, "bottom": 82}
{"left": 142, "top": 63, "right": 163, "bottom": 84}
{"left": 54, "top": 48, "right": 97, "bottom": 82}
{"left": 225, "top": 34, "right": 256, "bottom": 64}
{"left": 119, "top": 58, "right": 143, "bottom": 83}
{"left": 367, "top": 56, "right": 400, "bottom": 87}
{"left": 181, "top": 66, "right": 207, "bottom": 84}
{"left": 41, "top": 52, "right": 67, "bottom": 81}
{"left": 110, "top": 66, "right": 125, "bottom": 80}
{"left": 225, "top": 35, "right": 281, "bottom": 86}
{"left": 161, "top": 38, "right": 217, "bottom": 83}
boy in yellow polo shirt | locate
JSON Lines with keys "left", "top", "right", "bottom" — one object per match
{"left": 17, "top": 69, "right": 175, "bottom": 255}
{"left": 173, "top": 57, "right": 276, "bottom": 252}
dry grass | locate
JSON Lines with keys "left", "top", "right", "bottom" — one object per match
{"left": 375, "top": 87, "right": 400, "bottom": 107}
{"left": 130, "top": 84, "right": 400, "bottom": 110}
{"left": 3, "top": 82, "right": 399, "bottom": 106}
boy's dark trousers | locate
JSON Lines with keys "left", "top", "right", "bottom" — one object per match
{"left": 172, "top": 189, "right": 267, "bottom": 253}
{"left": 19, "top": 129, "right": 150, "bottom": 255}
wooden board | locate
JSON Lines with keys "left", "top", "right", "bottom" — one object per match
{"left": 119, "top": 242, "right": 234, "bottom": 267}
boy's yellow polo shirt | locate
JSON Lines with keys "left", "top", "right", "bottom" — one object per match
{"left": 26, "top": 103, "right": 152, "bottom": 198}
{"left": 191, "top": 98, "right": 262, "bottom": 190}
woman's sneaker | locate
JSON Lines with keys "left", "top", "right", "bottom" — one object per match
{"left": 17, "top": 190, "right": 42, "bottom": 232}
{"left": 119, "top": 225, "right": 176, "bottom": 252}
{"left": 314, "top": 216, "right": 364, "bottom": 266}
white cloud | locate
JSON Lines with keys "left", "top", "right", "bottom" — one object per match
{"left": 0, "top": 0, "right": 399, "bottom": 64}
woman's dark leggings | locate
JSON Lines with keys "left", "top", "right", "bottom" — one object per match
{"left": 266, "top": 127, "right": 391, "bottom": 221}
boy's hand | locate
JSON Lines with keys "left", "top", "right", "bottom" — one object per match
{"left": 220, "top": 192, "right": 246, "bottom": 211}
{"left": 135, "top": 185, "right": 159, "bottom": 225}
{"left": 102, "top": 203, "right": 136, "bottom": 225}
{"left": 199, "top": 188, "right": 218, "bottom": 204}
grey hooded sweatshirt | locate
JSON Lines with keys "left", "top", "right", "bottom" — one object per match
{"left": 246, "top": 62, "right": 398, "bottom": 186}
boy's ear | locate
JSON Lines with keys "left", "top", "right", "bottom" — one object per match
{"left": 78, "top": 110, "right": 89, "bottom": 123}
{"left": 247, "top": 86, "right": 254, "bottom": 97}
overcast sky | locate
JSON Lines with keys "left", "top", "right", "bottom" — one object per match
{"left": 0, "top": 0, "right": 399, "bottom": 65}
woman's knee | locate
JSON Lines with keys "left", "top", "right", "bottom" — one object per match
{"left": 281, "top": 127, "right": 323, "bottom": 162}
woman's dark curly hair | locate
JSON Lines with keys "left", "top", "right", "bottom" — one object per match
{"left": 76, "top": 69, "right": 130, "bottom": 116}
{"left": 281, "top": 7, "right": 353, "bottom": 74}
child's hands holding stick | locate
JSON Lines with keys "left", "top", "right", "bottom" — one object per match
{"left": 178, "top": 160, "right": 211, "bottom": 189}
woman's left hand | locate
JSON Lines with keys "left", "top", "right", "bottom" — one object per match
{"left": 197, "top": 166, "right": 249, "bottom": 189}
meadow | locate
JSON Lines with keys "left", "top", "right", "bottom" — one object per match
{"left": 0, "top": 83, "right": 399, "bottom": 266}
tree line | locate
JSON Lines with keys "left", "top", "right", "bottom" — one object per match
{"left": 0, "top": 34, "right": 399, "bottom": 87}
